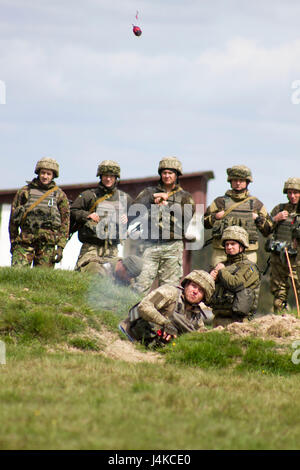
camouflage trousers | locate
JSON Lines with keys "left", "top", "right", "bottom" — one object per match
{"left": 135, "top": 240, "right": 184, "bottom": 295}
{"left": 11, "top": 241, "right": 56, "bottom": 268}
{"left": 270, "top": 253, "right": 300, "bottom": 313}
{"left": 75, "top": 242, "right": 119, "bottom": 274}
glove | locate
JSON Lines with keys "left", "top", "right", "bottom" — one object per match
{"left": 54, "top": 246, "right": 63, "bottom": 263}
{"left": 162, "top": 321, "right": 178, "bottom": 337}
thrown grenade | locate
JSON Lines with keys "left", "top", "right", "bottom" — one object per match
{"left": 132, "top": 25, "right": 142, "bottom": 36}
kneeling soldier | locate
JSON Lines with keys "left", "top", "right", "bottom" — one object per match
{"left": 209, "top": 226, "right": 261, "bottom": 327}
{"left": 119, "top": 270, "right": 215, "bottom": 347}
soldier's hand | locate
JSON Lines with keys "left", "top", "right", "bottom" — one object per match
{"left": 273, "top": 211, "right": 289, "bottom": 222}
{"left": 215, "top": 210, "right": 225, "bottom": 220}
{"left": 54, "top": 247, "right": 63, "bottom": 263}
{"left": 88, "top": 212, "right": 100, "bottom": 223}
{"left": 153, "top": 192, "right": 169, "bottom": 205}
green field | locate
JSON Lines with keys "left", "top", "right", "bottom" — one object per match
{"left": 0, "top": 267, "right": 300, "bottom": 450}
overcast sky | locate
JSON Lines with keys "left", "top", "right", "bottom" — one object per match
{"left": 0, "top": 0, "right": 300, "bottom": 212}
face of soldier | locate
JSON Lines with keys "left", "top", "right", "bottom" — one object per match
{"left": 287, "top": 189, "right": 300, "bottom": 206}
{"left": 101, "top": 174, "right": 116, "bottom": 188}
{"left": 161, "top": 169, "right": 177, "bottom": 188}
{"left": 39, "top": 169, "right": 54, "bottom": 185}
{"left": 115, "top": 260, "right": 131, "bottom": 284}
{"left": 230, "top": 178, "right": 248, "bottom": 191}
{"left": 184, "top": 281, "right": 205, "bottom": 304}
{"left": 225, "top": 240, "right": 243, "bottom": 256}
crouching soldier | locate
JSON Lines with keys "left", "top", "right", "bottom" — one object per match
{"left": 209, "top": 226, "right": 261, "bottom": 327}
{"left": 119, "top": 270, "right": 215, "bottom": 348}
{"left": 9, "top": 158, "right": 70, "bottom": 268}
{"left": 97, "top": 255, "right": 143, "bottom": 289}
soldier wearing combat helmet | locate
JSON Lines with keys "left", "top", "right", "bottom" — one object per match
{"left": 209, "top": 226, "right": 261, "bottom": 327}
{"left": 9, "top": 157, "right": 70, "bottom": 267}
{"left": 266, "top": 177, "right": 300, "bottom": 313}
{"left": 71, "top": 160, "right": 132, "bottom": 273}
{"left": 204, "top": 165, "right": 272, "bottom": 266}
{"left": 128, "top": 156, "right": 196, "bottom": 295}
{"left": 119, "top": 269, "right": 215, "bottom": 347}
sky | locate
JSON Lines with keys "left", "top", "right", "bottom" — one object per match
{"left": 0, "top": 0, "right": 300, "bottom": 213}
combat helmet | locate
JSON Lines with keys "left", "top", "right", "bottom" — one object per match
{"left": 181, "top": 269, "right": 215, "bottom": 303}
{"left": 35, "top": 157, "right": 59, "bottom": 178}
{"left": 96, "top": 160, "right": 121, "bottom": 178}
{"left": 158, "top": 156, "right": 183, "bottom": 176}
{"left": 283, "top": 177, "right": 300, "bottom": 194}
{"left": 221, "top": 225, "right": 249, "bottom": 249}
{"left": 227, "top": 165, "right": 253, "bottom": 183}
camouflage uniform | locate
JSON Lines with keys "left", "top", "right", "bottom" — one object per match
{"left": 204, "top": 165, "right": 272, "bottom": 266}
{"left": 119, "top": 270, "right": 215, "bottom": 347}
{"left": 71, "top": 160, "right": 132, "bottom": 272}
{"left": 130, "top": 157, "right": 195, "bottom": 295}
{"left": 9, "top": 158, "right": 70, "bottom": 268}
{"left": 267, "top": 178, "right": 300, "bottom": 312}
{"left": 292, "top": 206, "right": 300, "bottom": 289}
{"left": 209, "top": 226, "right": 261, "bottom": 327}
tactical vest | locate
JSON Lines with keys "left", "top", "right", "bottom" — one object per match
{"left": 149, "top": 186, "right": 192, "bottom": 240}
{"left": 223, "top": 195, "right": 258, "bottom": 243}
{"left": 212, "top": 196, "right": 258, "bottom": 247}
{"left": 210, "top": 260, "right": 260, "bottom": 317}
{"left": 22, "top": 187, "right": 61, "bottom": 231}
{"left": 274, "top": 204, "right": 297, "bottom": 243}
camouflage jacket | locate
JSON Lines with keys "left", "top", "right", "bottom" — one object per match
{"left": 137, "top": 284, "right": 205, "bottom": 329}
{"left": 210, "top": 253, "right": 261, "bottom": 317}
{"left": 129, "top": 182, "right": 195, "bottom": 242}
{"left": 9, "top": 178, "right": 70, "bottom": 248}
{"left": 70, "top": 183, "right": 133, "bottom": 246}
{"left": 204, "top": 189, "right": 273, "bottom": 251}
{"left": 270, "top": 202, "right": 299, "bottom": 243}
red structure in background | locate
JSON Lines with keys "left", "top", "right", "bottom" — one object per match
{"left": 0, "top": 171, "right": 214, "bottom": 274}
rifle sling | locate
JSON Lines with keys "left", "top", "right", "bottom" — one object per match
{"left": 222, "top": 196, "right": 257, "bottom": 218}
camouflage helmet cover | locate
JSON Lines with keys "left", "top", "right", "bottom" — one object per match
{"left": 35, "top": 157, "right": 59, "bottom": 178}
{"left": 221, "top": 225, "right": 249, "bottom": 249}
{"left": 181, "top": 269, "right": 215, "bottom": 303}
{"left": 283, "top": 177, "right": 300, "bottom": 194}
{"left": 158, "top": 156, "right": 183, "bottom": 176}
{"left": 227, "top": 165, "right": 253, "bottom": 183}
{"left": 97, "top": 160, "right": 121, "bottom": 178}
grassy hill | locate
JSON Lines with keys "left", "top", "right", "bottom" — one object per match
{"left": 0, "top": 267, "right": 300, "bottom": 450}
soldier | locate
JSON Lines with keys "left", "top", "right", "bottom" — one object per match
{"left": 9, "top": 158, "right": 70, "bottom": 268}
{"left": 266, "top": 178, "right": 300, "bottom": 313}
{"left": 119, "top": 269, "right": 215, "bottom": 347}
{"left": 128, "top": 156, "right": 196, "bottom": 295}
{"left": 292, "top": 200, "right": 300, "bottom": 293}
{"left": 71, "top": 160, "right": 132, "bottom": 273}
{"left": 209, "top": 226, "right": 261, "bottom": 327}
{"left": 97, "top": 255, "right": 143, "bottom": 289}
{"left": 204, "top": 165, "right": 272, "bottom": 266}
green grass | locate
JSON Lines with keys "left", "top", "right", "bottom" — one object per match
{"left": 0, "top": 266, "right": 300, "bottom": 450}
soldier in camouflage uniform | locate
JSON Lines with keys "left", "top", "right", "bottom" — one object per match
{"left": 129, "top": 157, "right": 195, "bottom": 295}
{"left": 204, "top": 165, "right": 272, "bottom": 266}
{"left": 97, "top": 255, "right": 143, "bottom": 289}
{"left": 292, "top": 200, "right": 300, "bottom": 291}
{"left": 71, "top": 160, "right": 133, "bottom": 273}
{"left": 9, "top": 158, "right": 70, "bottom": 268}
{"left": 266, "top": 178, "right": 300, "bottom": 313}
{"left": 119, "top": 270, "right": 215, "bottom": 347}
{"left": 209, "top": 226, "right": 261, "bottom": 327}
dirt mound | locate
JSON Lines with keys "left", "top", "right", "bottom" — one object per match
{"left": 221, "top": 314, "right": 300, "bottom": 345}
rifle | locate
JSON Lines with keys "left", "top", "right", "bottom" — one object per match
{"left": 262, "top": 256, "right": 271, "bottom": 276}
